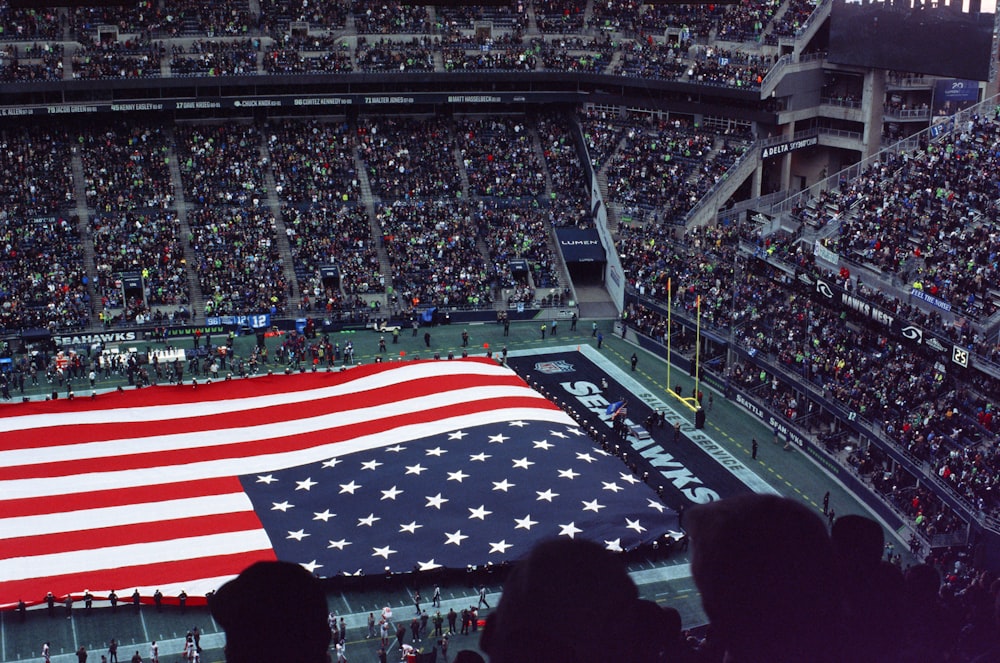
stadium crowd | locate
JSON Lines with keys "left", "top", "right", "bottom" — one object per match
{"left": 0, "top": 0, "right": 841, "bottom": 90}
{"left": 90, "top": 210, "right": 190, "bottom": 325}
{"left": 458, "top": 117, "right": 546, "bottom": 199}
{"left": 828, "top": 115, "right": 1000, "bottom": 321}
{"left": 266, "top": 118, "right": 359, "bottom": 204}
{"left": 79, "top": 122, "right": 175, "bottom": 212}
{"left": 377, "top": 199, "right": 493, "bottom": 311}
{"left": 358, "top": 115, "right": 461, "bottom": 199}
{"left": 172, "top": 38, "right": 259, "bottom": 77}
{"left": 284, "top": 203, "right": 384, "bottom": 314}
{"left": 604, "top": 119, "right": 750, "bottom": 225}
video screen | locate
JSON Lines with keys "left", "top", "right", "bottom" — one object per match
{"left": 829, "top": 0, "right": 996, "bottom": 81}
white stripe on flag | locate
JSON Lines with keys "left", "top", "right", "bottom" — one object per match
{"left": 2, "top": 493, "right": 256, "bottom": 540}
{"left": 2, "top": 530, "right": 275, "bottom": 582}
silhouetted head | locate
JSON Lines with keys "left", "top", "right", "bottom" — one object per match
{"left": 210, "top": 561, "right": 330, "bottom": 663}
{"left": 687, "top": 494, "right": 845, "bottom": 663}
{"left": 481, "top": 537, "right": 663, "bottom": 663}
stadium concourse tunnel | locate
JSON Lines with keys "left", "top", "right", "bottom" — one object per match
{"left": 556, "top": 227, "right": 606, "bottom": 286}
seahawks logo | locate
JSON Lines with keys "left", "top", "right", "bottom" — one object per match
{"left": 815, "top": 280, "right": 834, "bottom": 299}
{"left": 900, "top": 326, "right": 922, "bottom": 342}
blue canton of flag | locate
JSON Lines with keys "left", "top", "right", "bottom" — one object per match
{"left": 245, "top": 419, "right": 678, "bottom": 576}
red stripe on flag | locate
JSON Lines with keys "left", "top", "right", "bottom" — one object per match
{"left": 0, "top": 477, "right": 244, "bottom": 519}
{"left": 0, "top": 511, "right": 263, "bottom": 560}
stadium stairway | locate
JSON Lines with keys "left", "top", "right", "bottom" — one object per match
{"left": 595, "top": 132, "right": 632, "bottom": 234}
{"left": 532, "top": 121, "right": 576, "bottom": 303}
{"left": 451, "top": 133, "right": 471, "bottom": 198}
{"left": 261, "top": 142, "right": 299, "bottom": 307}
{"left": 525, "top": 2, "right": 538, "bottom": 33}
{"left": 356, "top": 147, "right": 395, "bottom": 309}
{"left": 789, "top": 0, "right": 832, "bottom": 56}
{"left": 69, "top": 146, "right": 100, "bottom": 322}
{"left": 166, "top": 130, "right": 208, "bottom": 322}
{"left": 529, "top": 124, "right": 555, "bottom": 199}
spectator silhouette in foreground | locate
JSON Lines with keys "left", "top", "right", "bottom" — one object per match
{"left": 830, "top": 514, "right": 905, "bottom": 663}
{"left": 479, "top": 537, "right": 664, "bottom": 662}
{"left": 209, "top": 561, "right": 331, "bottom": 663}
{"left": 686, "top": 494, "right": 847, "bottom": 663}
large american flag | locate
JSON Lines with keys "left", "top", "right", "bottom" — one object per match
{"left": 0, "top": 358, "right": 677, "bottom": 608}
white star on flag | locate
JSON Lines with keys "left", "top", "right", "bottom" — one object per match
{"left": 619, "top": 472, "right": 640, "bottom": 484}
{"left": 647, "top": 499, "right": 666, "bottom": 513}
{"left": 372, "top": 546, "right": 396, "bottom": 559}
{"left": 358, "top": 513, "right": 380, "bottom": 527}
{"left": 514, "top": 515, "right": 538, "bottom": 530}
{"left": 468, "top": 505, "right": 492, "bottom": 520}
{"left": 295, "top": 478, "right": 318, "bottom": 491}
{"left": 444, "top": 530, "right": 468, "bottom": 546}
{"left": 625, "top": 518, "right": 647, "bottom": 533}
{"left": 381, "top": 486, "right": 404, "bottom": 500}
{"left": 559, "top": 522, "right": 582, "bottom": 538}
{"left": 425, "top": 493, "right": 449, "bottom": 509}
